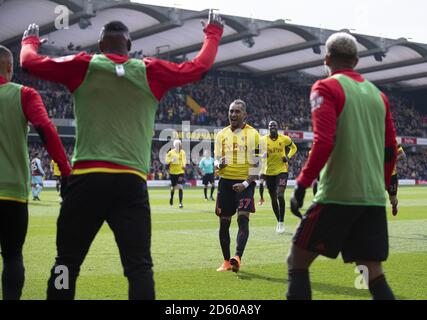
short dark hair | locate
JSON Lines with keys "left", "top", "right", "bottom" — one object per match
{"left": 0, "top": 45, "right": 12, "bottom": 59}
{"left": 103, "top": 21, "right": 129, "bottom": 33}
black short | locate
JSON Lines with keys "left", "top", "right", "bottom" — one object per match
{"left": 0, "top": 201, "right": 28, "bottom": 259}
{"left": 57, "top": 173, "right": 153, "bottom": 274}
{"left": 202, "top": 173, "right": 215, "bottom": 185}
{"left": 170, "top": 174, "right": 184, "bottom": 187}
{"left": 215, "top": 178, "right": 256, "bottom": 217}
{"left": 259, "top": 174, "right": 266, "bottom": 181}
{"left": 293, "top": 203, "right": 389, "bottom": 263}
{"left": 265, "top": 173, "right": 288, "bottom": 193}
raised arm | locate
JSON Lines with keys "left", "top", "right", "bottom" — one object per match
{"left": 20, "top": 24, "right": 91, "bottom": 92}
{"left": 144, "top": 12, "right": 224, "bottom": 101}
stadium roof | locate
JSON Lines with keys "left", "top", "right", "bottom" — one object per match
{"left": 2, "top": 0, "right": 427, "bottom": 91}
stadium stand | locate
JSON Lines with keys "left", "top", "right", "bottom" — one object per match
{"left": 2, "top": 1, "right": 426, "bottom": 182}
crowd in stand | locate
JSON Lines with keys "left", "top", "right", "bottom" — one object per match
{"left": 28, "top": 141, "right": 427, "bottom": 182}
{"left": 13, "top": 70, "right": 427, "bottom": 137}
{"left": 12, "top": 64, "right": 427, "bottom": 181}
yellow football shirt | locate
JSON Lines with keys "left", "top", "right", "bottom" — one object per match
{"left": 215, "top": 124, "right": 260, "bottom": 180}
{"left": 260, "top": 134, "right": 297, "bottom": 176}
{"left": 166, "top": 149, "right": 186, "bottom": 175}
{"left": 51, "top": 160, "right": 61, "bottom": 177}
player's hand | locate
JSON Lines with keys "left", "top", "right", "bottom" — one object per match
{"left": 22, "top": 23, "right": 48, "bottom": 44}
{"left": 201, "top": 9, "right": 225, "bottom": 30}
{"left": 390, "top": 198, "right": 398, "bottom": 216}
{"left": 282, "top": 155, "right": 289, "bottom": 163}
{"left": 60, "top": 176, "right": 68, "bottom": 199}
{"left": 232, "top": 183, "right": 246, "bottom": 193}
{"left": 290, "top": 183, "right": 306, "bottom": 219}
{"left": 218, "top": 157, "right": 227, "bottom": 169}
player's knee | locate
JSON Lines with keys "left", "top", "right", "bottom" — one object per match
{"left": 268, "top": 190, "right": 276, "bottom": 198}
{"left": 220, "top": 216, "right": 232, "bottom": 223}
{"left": 237, "top": 212, "right": 250, "bottom": 221}
{"left": 277, "top": 189, "right": 285, "bottom": 198}
{"left": 355, "top": 261, "right": 383, "bottom": 281}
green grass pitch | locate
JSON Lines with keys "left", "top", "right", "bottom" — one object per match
{"left": 1, "top": 186, "right": 426, "bottom": 300}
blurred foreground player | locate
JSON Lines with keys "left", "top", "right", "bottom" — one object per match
{"left": 0, "top": 45, "right": 70, "bottom": 300}
{"left": 21, "top": 11, "right": 224, "bottom": 299}
{"left": 288, "top": 33, "right": 397, "bottom": 300}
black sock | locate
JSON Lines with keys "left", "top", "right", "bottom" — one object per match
{"left": 236, "top": 215, "right": 249, "bottom": 258}
{"left": 170, "top": 189, "right": 174, "bottom": 200}
{"left": 204, "top": 187, "right": 207, "bottom": 199}
{"left": 2, "top": 255, "right": 25, "bottom": 300}
{"left": 219, "top": 219, "right": 231, "bottom": 260}
{"left": 369, "top": 274, "right": 395, "bottom": 300}
{"left": 259, "top": 184, "right": 264, "bottom": 200}
{"left": 270, "top": 194, "right": 280, "bottom": 222}
{"left": 210, "top": 186, "right": 215, "bottom": 198}
{"left": 56, "top": 181, "right": 60, "bottom": 193}
{"left": 278, "top": 195, "right": 285, "bottom": 222}
{"left": 128, "top": 270, "right": 155, "bottom": 300}
{"left": 286, "top": 269, "right": 311, "bottom": 300}
{"left": 179, "top": 189, "right": 183, "bottom": 204}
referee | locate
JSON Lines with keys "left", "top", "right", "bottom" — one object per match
{"left": 21, "top": 12, "right": 224, "bottom": 299}
{"left": 0, "top": 45, "right": 70, "bottom": 300}
{"left": 288, "top": 32, "right": 398, "bottom": 300}
{"left": 199, "top": 150, "right": 215, "bottom": 201}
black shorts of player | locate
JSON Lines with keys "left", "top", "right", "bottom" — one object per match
{"left": 388, "top": 174, "right": 398, "bottom": 196}
{"left": 47, "top": 173, "right": 154, "bottom": 299}
{"left": 265, "top": 172, "right": 288, "bottom": 193}
{"left": 259, "top": 174, "right": 266, "bottom": 181}
{"left": 0, "top": 200, "right": 28, "bottom": 259}
{"left": 170, "top": 174, "right": 184, "bottom": 187}
{"left": 293, "top": 203, "right": 389, "bottom": 263}
{"left": 215, "top": 178, "right": 256, "bottom": 217}
{"left": 202, "top": 173, "right": 215, "bottom": 185}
